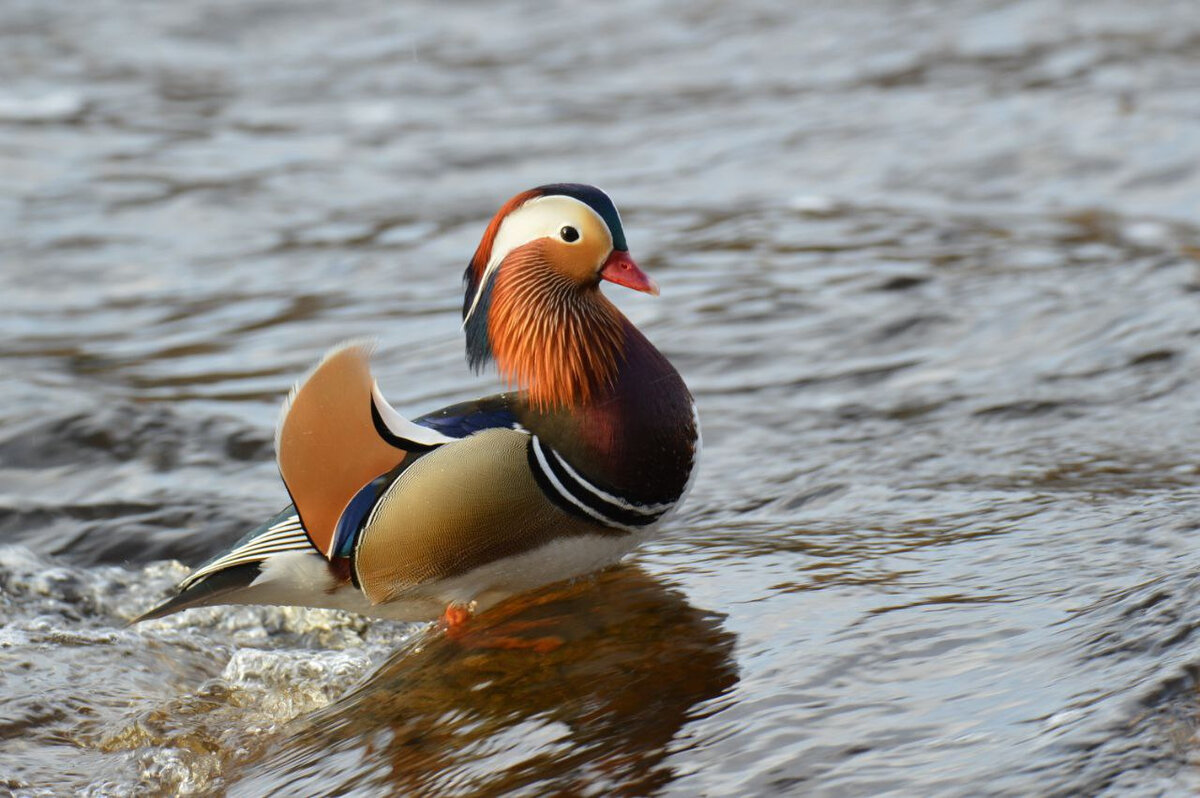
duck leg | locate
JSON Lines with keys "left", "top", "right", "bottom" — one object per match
{"left": 438, "top": 601, "right": 564, "bottom": 653}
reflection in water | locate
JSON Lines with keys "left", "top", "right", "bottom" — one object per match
{"left": 7, "top": 0, "right": 1200, "bottom": 793}
{"left": 229, "top": 568, "right": 738, "bottom": 796}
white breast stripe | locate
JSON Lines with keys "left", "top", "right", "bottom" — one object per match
{"left": 544, "top": 445, "right": 674, "bottom": 515}
{"left": 530, "top": 437, "right": 641, "bottom": 533}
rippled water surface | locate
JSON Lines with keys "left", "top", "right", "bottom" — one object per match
{"left": 4, "top": 1, "right": 1200, "bottom": 795}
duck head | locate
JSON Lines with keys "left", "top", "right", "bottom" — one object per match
{"left": 462, "top": 184, "right": 658, "bottom": 409}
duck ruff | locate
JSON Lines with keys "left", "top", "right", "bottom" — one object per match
{"left": 488, "top": 244, "right": 625, "bottom": 410}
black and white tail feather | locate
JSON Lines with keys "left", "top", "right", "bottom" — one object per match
{"left": 178, "top": 512, "right": 310, "bottom": 590}
{"left": 132, "top": 509, "right": 314, "bottom": 622}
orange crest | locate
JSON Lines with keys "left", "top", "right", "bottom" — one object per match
{"left": 466, "top": 189, "right": 542, "bottom": 293}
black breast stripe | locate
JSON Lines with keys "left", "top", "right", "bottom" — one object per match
{"left": 527, "top": 436, "right": 672, "bottom": 530}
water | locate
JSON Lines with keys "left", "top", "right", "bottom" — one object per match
{"left": 3, "top": 0, "right": 1200, "bottom": 794}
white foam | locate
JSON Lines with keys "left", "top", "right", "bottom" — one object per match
{"left": 0, "top": 544, "right": 414, "bottom": 795}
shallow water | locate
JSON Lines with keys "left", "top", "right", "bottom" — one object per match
{"left": 4, "top": 0, "right": 1200, "bottom": 795}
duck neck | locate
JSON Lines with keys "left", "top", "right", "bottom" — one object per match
{"left": 518, "top": 319, "right": 696, "bottom": 506}
{"left": 484, "top": 247, "right": 626, "bottom": 411}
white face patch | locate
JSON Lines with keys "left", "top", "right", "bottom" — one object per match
{"left": 463, "top": 195, "right": 613, "bottom": 326}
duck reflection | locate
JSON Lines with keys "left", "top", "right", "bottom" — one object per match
{"left": 234, "top": 567, "right": 737, "bottom": 796}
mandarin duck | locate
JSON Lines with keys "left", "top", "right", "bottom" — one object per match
{"left": 136, "top": 184, "right": 699, "bottom": 625}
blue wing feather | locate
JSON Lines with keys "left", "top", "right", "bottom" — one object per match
{"left": 414, "top": 395, "right": 520, "bottom": 438}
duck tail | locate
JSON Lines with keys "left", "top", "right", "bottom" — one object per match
{"left": 130, "top": 562, "right": 262, "bottom": 624}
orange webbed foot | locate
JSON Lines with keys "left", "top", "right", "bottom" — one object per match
{"left": 437, "top": 602, "right": 564, "bottom": 653}
{"left": 439, "top": 603, "right": 473, "bottom": 630}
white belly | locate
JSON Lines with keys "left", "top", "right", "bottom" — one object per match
{"left": 237, "top": 530, "right": 650, "bottom": 621}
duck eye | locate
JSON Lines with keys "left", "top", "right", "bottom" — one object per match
{"left": 559, "top": 225, "right": 580, "bottom": 243}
